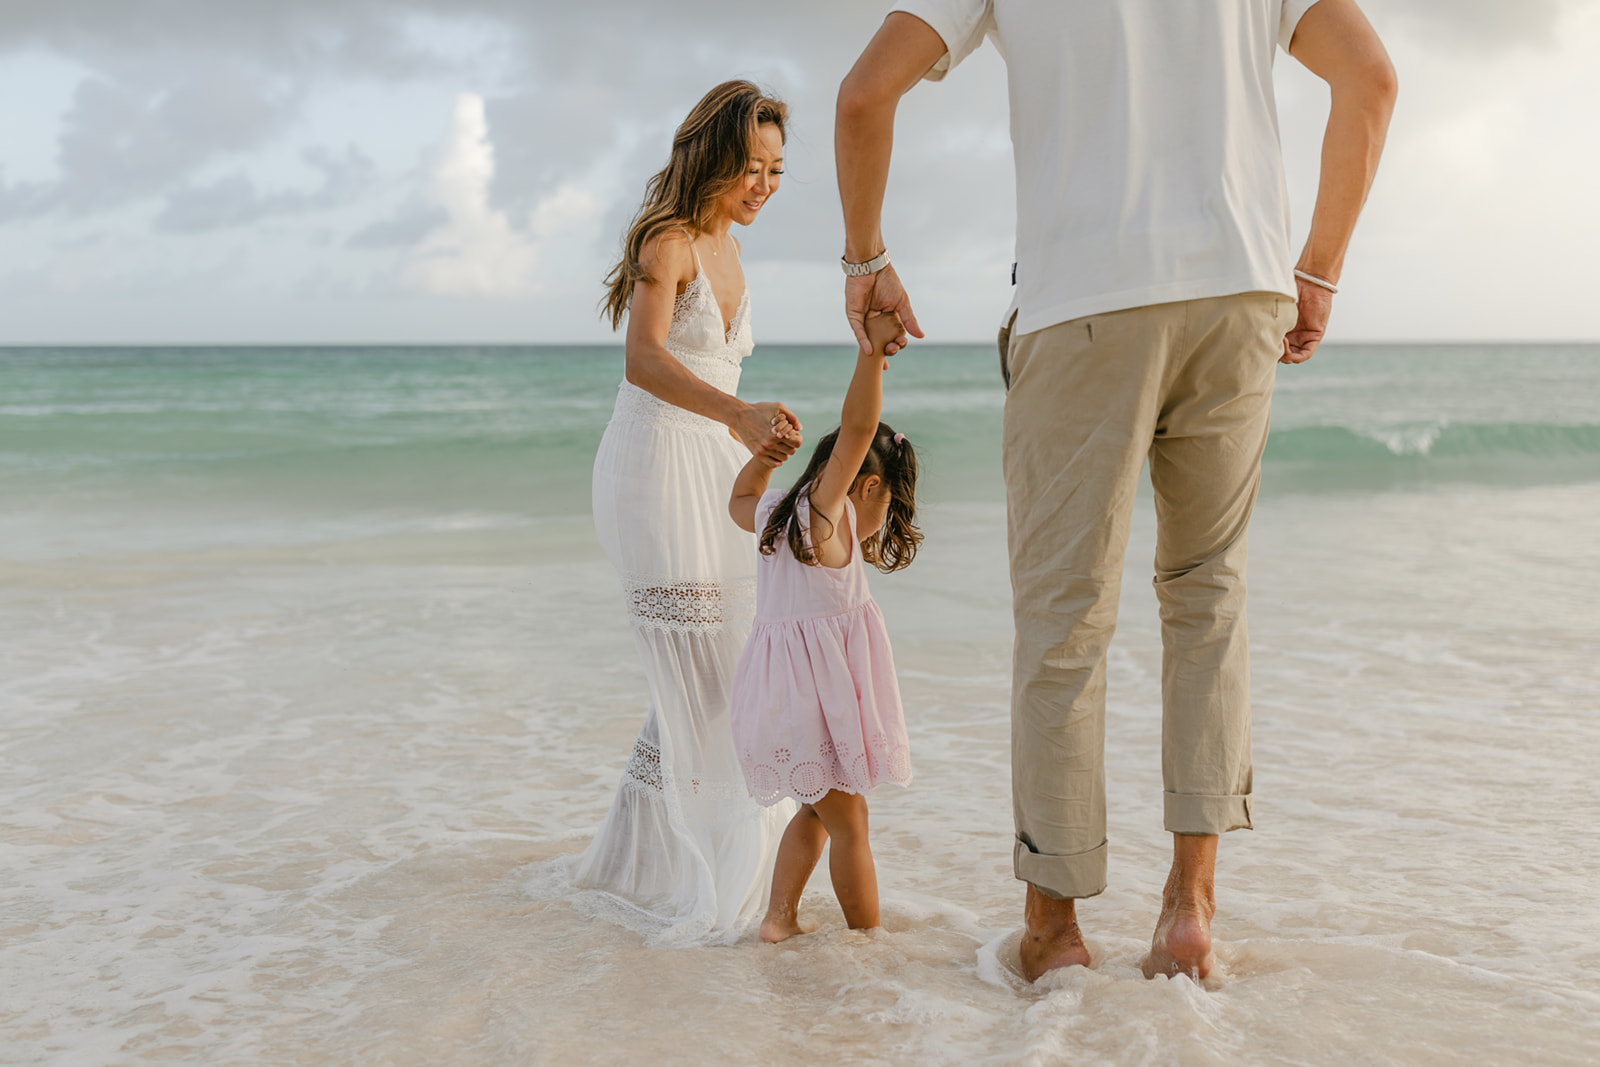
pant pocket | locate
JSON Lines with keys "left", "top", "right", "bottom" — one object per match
{"left": 997, "top": 311, "right": 1017, "bottom": 391}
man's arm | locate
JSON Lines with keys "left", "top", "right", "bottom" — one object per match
{"left": 835, "top": 12, "right": 949, "bottom": 356}
{"left": 1283, "top": 0, "right": 1398, "bottom": 363}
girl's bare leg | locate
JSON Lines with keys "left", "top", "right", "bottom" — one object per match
{"left": 760, "top": 804, "right": 828, "bottom": 943}
{"left": 810, "top": 790, "right": 879, "bottom": 930}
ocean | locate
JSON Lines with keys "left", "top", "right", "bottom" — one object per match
{"left": 3, "top": 343, "right": 1599, "bottom": 1064}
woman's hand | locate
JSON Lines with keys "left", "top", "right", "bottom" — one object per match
{"left": 733, "top": 401, "right": 804, "bottom": 468}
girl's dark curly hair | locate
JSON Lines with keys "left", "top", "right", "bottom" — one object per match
{"left": 759, "top": 422, "right": 921, "bottom": 573}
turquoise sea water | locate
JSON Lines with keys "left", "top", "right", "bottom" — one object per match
{"left": 4, "top": 344, "right": 1600, "bottom": 1063}
{"left": 3, "top": 344, "right": 1598, "bottom": 558}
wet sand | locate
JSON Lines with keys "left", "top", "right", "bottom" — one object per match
{"left": 5, "top": 486, "right": 1599, "bottom": 1064}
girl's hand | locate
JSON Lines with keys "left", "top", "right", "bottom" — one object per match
{"left": 864, "top": 311, "right": 905, "bottom": 368}
{"left": 845, "top": 264, "right": 922, "bottom": 357}
{"left": 734, "top": 402, "right": 804, "bottom": 468}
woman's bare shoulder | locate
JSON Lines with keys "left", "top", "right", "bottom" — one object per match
{"left": 639, "top": 227, "right": 696, "bottom": 283}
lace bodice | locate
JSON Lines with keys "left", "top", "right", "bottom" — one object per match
{"left": 667, "top": 271, "right": 752, "bottom": 367}
{"left": 611, "top": 243, "right": 752, "bottom": 435}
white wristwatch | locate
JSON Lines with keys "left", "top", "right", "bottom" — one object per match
{"left": 840, "top": 249, "right": 890, "bottom": 277}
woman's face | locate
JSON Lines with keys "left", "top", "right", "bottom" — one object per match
{"left": 719, "top": 122, "right": 784, "bottom": 227}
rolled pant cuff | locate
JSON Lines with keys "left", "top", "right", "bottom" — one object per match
{"left": 1164, "top": 791, "right": 1253, "bottom": 835}
{"left": 1013, "top": 838, "right": 1108, "bottom": 900}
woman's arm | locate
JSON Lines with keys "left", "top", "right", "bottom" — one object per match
{"left": 807, "top": 313, "right": 900, "bottom": 555}
{"left": 729, "top": 455, "right": 776, "bottom": 534}
{"left": 624, "top": 231, "right": 801, "bottom": 467}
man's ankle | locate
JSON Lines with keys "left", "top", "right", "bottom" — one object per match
{"left": 1024, "top": 882, "right": 1079, "bottom": 931}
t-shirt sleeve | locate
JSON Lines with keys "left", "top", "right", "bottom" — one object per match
{"left": 891, "top": 0, "right": 996, "bottom": 81}
{"left": 1279, "top": 0, "right": 1323, "bottom": 52}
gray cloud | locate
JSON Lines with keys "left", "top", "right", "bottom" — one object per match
{"left": 0, "top": 2, "right": 453, "bottom": 80}
{"left": 9, "top": 0, "right": 1575, "bottom": 238}
{"left": 155, "top": 145, "right": 376, "bottom": 233}
{"left": 53, "top": 70, "right": 297, "bottom": 214}
{"left": 348, "top": 202, "right": 448, "bottom": 249}
{"left": 0, "top": 172, "right": 50, "bottom": 223}
{"left": 2, "top": 0, "right": 1595, "bottom": 343}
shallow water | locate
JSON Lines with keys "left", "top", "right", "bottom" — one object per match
{"left": 3, "top": 346, "right": 1599, "bottom": 1064}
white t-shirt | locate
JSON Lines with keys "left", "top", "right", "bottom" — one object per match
{"left": 893, "top": 0, "right": 1321, "bottom": 335}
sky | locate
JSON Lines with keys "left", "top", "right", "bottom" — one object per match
{"left": 0, "top": 0, "right": 1596, "bottom": 345}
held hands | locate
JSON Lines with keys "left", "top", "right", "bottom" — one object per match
{"left": 863, "top": 310, "right": 906, "bottom": 369}
{"left": 733, "top": 401, "right": 804, "bottom": 468}
{"left": 1283, "top": 278, "right": 1333, "bottom": 363}
{"left": 845, "top": 264, "right": 923, "bottom": 358}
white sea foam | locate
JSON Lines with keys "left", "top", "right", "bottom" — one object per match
{"left": 4, "top": 346, "right": 1599, "bottom": 1063}
{"left": 3, "top": 484, "right": 1598, "bottom": 1064}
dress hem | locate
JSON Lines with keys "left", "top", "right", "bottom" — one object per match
{"left": 752, "top": 774, "right": 913, "bottom": 809}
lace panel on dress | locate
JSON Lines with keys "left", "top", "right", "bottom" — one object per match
{"left": 619, "top": 733, "right": 772, "bottom": 823}
{"left": 621, "top": 574, "right": 756, "bottom": 635}
{"left": 610, "top": 380, "right": 729, "bottom": 435}
{"left": 621, "top": 736, "right": 663, "bottom": 793}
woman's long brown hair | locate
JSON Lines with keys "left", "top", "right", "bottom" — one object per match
{"left": 601, "top": 81, "right": 788, "bottom": 329}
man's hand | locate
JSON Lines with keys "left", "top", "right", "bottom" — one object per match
{"left": 1282, "top": 280, "right": 1332, "bottom": 364}
{"left": 846, "top": 264, "right": 923, "bottom": 357}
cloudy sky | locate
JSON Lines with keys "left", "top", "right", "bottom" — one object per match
{"left": 1, "top": 0, "right": 1596, "bottom": 345}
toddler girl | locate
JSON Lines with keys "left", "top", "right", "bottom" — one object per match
{"left": 727, "top": 312, "right": 921, "bottom": 942}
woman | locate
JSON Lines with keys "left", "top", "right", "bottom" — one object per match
{"left": 562, "top": 81, "right": 802, "bottom": 943}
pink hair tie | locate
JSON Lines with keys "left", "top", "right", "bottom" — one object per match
{"left": 892, "top": 432, "right": 906, "bottom": 444}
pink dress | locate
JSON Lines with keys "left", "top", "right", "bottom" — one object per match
{"left": 730, "top": 488, "right": 912, "bottom": 806}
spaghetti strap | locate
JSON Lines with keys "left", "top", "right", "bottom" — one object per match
{"left": 682, "top": 226, "right": 702, "bottom": 276}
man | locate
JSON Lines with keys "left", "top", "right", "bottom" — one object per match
{"left": 834, "top": 0, "right": 1396, "bottom": 981}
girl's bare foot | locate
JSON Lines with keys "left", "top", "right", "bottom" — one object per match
{"left": 758, "top": 912, "right": 809, "bottom": 943}
{"left": 1019, "top": 883, "right": 1093, "bottom": 982}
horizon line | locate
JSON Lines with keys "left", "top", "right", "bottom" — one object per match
{"left": 4, "top": 338, "right": 1599, "bottom": 349}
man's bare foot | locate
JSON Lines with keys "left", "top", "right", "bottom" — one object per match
{"left": 1019, "top": 883, "right": 1092, "bottom": 982}
{"left": 1141, "top": 833, "right": 1218, "bottom": 980}
{"left": 1142, "top": 902, "right": 1215, "bottom": 979}
{"left": 759, "top": 912, "right": 809, "bottom": 944}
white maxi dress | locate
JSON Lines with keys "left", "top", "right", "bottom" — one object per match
{"left": 564, "top": 243, "right": 795, "bottom": 944}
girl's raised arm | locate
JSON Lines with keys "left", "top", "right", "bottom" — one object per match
{"left": 807, "top": 312, "right": 900, "bottom": 553}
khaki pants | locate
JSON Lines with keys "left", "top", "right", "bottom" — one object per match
{"left": 1001, "top": 292, "right": 1296, "bottom": 900}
